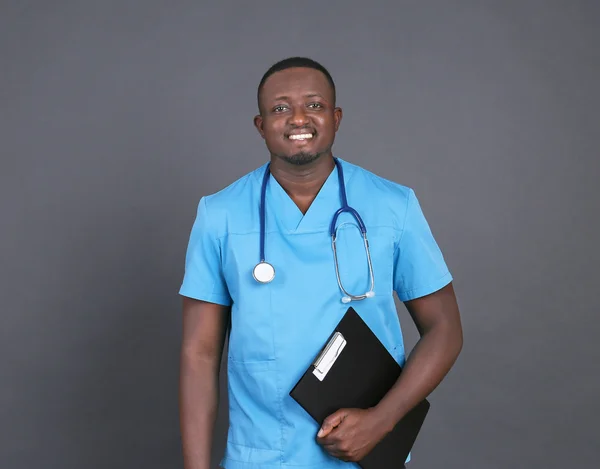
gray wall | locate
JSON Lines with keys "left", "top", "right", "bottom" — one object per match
{"left": 1, "top": 1, "right": 598, "bottom": 468}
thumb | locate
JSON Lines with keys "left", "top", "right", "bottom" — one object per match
{"left": 317, "top": 409, "right": 348, "bottom": 438}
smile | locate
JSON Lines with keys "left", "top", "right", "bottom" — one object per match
{"left": 288, "top": 133, "right": 314, "bottom": 141}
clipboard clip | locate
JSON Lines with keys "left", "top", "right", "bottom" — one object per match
{"left": 312, "top": 332, "right": 347, "bottom": 381}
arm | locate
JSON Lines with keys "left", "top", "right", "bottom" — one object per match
{"left": 317, "top": 282, "right": 463, "bottom": 461}
{"left": 317, "top": 189, "right": 461, "bottom": 461}
{"left": 179, "top": 296, "right": 230, "bottom": 469}
{"left": 373, "top": 281, "right": 463, "bottom": 431}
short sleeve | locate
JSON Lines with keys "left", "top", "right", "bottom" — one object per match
{"left": 393, "top": 189, "right": 453, "bottom": 302}
{"left": 179, "top": 197, "right": 232, "bottom": 306}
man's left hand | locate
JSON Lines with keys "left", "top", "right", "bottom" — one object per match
{"left": 316, "top": 408, "right": 388, "bottom": 462}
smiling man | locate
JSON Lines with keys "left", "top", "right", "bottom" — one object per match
{"left": 179, "top": 57, "right": 463, "bottom": 469}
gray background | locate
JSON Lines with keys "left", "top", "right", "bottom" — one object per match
{"left": 1, "top": 1, "right": 598, "bottom": 468}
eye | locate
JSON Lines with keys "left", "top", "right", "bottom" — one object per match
{"left": 273, "top": 105, "right": 288, "bottom": 112}
{"left": 308, "top": 102, "right": 323, "bottom": 109}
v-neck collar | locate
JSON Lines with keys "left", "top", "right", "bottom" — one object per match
{"left": 264, "top": 158, "right": 353, "bottom": 234}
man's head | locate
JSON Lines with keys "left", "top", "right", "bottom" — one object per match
{"left": 254, "top": 57, "right": 342, "bottom": 166}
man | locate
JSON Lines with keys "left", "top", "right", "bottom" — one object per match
{"left": 179, "top": 57, "right": 463, "bottom": 469}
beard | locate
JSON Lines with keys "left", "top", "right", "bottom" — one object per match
{"left": 281, "top": 151, "right": 321, "bottom": 166}
{"left": 276, "top": 143, "right": 333, "bottom": 166}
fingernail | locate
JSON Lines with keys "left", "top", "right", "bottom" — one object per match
{"left": 317, "top": 429, "right": 324, "bottom": 437}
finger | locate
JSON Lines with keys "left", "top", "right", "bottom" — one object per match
{"left": 318, "top": 413, "right": 344, "bottom": 437}
{"left": 317, "top": 410, "right": 347, "bottom": 437}
{"left": 322, "top": 445, "right": 351, "bottom": 462}
{"left": 321, "top": 443, "right": 344, "bottom": 458}
{"left": 317, "top": 424, "right": 342, "bottom": 444}
{"left": 317, "top": 425, "right": 333, "bottom": 439}
{"left": 319, "top": 435, "right": 347, "bottom": 455}
{"left": 317, "top": 431, "right": 340, "bottom": 446}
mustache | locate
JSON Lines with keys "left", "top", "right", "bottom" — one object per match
{"left": 285, "top": 126, "right": 316, "bottom": 136}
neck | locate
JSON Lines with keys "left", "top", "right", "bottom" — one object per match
{"left": 269, "top": 154, "right": 336, "bottom": 199}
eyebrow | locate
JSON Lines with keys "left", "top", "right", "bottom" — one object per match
{"left": 273, "top": 93, "right": 326, "bottom": 101}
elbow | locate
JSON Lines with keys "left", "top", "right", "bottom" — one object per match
{"left": 448, "top": 320, "right": 463, "bottom": 362}
{"left": 428, "top": 316, "right": 463, "bottom": 361}
{"left": 454, "top": 327, "right": 464, "bottom": 360}
{"left": 180, "top": 344, "right": 223, "bottom": 372}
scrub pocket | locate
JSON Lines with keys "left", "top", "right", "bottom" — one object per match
{"left": 226, "top": 358, "right": 282, "bottom": 455}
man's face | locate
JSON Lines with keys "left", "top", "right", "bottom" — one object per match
{"left": 254, "top": 67, "right": 342, "bottom": 165}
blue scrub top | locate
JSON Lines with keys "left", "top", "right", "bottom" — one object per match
{"left": 180, "top": 158, "right": 452, "bottom": 469}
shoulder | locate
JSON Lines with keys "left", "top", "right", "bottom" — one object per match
{"left": 340, "top": 159, "right": 415, "bottom": 229}
{"left": 203, "top": 164, "right": 265, "bottom": 210}
{"left": 342, "top": 158, "right": 414, "bottom": 201}
{"left": 194, "top": 163, "right": 267, "bottom": 235}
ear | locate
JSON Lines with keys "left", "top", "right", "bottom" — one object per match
{"left": 254, "top": 114, "right": 265, "bottom": 139}
{"left": 333, "top": 107, "right": 343, "bottom": 132}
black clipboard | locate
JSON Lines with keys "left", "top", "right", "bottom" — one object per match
{"left": 289, "top": 307, "right": 430, "bottom": 469}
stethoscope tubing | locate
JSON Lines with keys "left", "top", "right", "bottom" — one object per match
{"left": 257, "top": 158, "right": 375, "bottom": 302}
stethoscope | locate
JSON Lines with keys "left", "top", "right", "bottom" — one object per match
{"left": 252, "top": 158, "right": 375, "bottom": 303}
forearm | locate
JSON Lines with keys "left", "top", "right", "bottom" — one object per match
{"left": 373, "top": 320, "right": 462, "bottom": 432}
{"left": 179, "top": 352, "right": 220, "bottom": 469}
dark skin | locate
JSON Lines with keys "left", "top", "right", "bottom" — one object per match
{"left": 253, "top": 67, "right": 343, "bottom": 214}
{"left": 315, "top": 283, "right": 462, "bottom": 462}
{"left": 179, "top": 67, "right": 463, "bottom": 469}
{"left": 179, "top": 299, "right": 230, "bottom": 469}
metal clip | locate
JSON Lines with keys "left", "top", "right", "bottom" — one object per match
{"left": 312, "top": 332, "right": 347, "bottom": 381}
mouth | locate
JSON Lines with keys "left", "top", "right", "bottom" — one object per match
{"left": 286, "top": 131, "right": 316, "bottom": 142}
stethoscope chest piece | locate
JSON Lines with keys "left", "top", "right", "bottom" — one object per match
{"left": 253, "top": 158, "right": 375, "bottom": 301}
{"left": 253, "top": 261, "right": 275, "bottom": 284}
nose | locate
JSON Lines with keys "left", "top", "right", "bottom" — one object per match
{"left": 289, "top": 106, "right": 309, "bottom": 127}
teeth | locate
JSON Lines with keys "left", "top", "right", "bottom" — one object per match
{"left": 289, "top": 133, "right": 313, "bottom": 140}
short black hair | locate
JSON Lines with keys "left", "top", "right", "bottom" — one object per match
{"left": 257, "top": 56, "right": 336, "bottom": 110}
